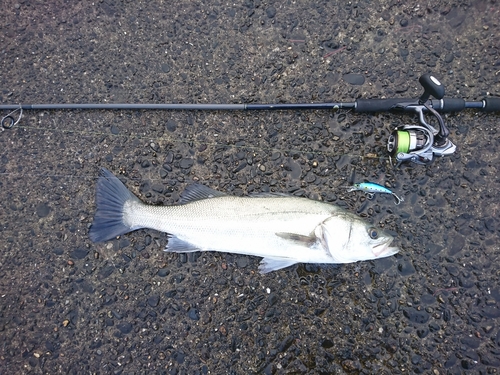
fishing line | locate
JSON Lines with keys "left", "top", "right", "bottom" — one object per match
{"left": 1, "top": 119, "right": 375, "bottom": 183}
{"left": 3, "top": 120, "right": 367, "bottom": 158}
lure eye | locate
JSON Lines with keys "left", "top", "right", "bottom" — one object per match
{"left": 368, "top": 227, "right": 378, "bottom": 239}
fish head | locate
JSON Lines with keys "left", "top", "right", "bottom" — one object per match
{"left": 317, "top": 213, "right": 399, "bottom": 263}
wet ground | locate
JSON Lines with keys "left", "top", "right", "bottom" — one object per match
{"left": 1, "top": 0, "right": 500, "bottom": 374}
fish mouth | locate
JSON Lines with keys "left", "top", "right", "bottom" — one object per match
{"left": 372, "top": 237, "right": 400, "bottom": 258}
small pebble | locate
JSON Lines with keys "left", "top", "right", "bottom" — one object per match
{"left": 188, "top": 308, "right": 200, "bottom": 321}
{"left": 266, "top": 6, "right": 276, "bottom": 18}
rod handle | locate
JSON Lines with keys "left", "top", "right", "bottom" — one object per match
{"left": 354, "top": 98, "right": 415, "bottom": 113}
{"left": 482, "top": 97, "right": 500, "bottom": 112}
{"left": 431, "top": 98, "right": 465, "bottom": 112}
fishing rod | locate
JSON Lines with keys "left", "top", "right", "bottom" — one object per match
{"left": 2, "top": 73, "right": 499, "bottom": 166}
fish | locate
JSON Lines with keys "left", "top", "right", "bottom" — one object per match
{"left": 89, "top": 168, "right": 399, "bottom": 273}
{"left": 347, "top": 182, "right": 404, "bottom": 205}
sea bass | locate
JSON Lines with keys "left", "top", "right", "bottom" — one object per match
{"left": 89, "top": 168, "right": 399, "bottom": 273}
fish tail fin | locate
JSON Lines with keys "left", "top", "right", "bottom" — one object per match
{"left": 89, "top": 168, "right": 141, "bottom": 242}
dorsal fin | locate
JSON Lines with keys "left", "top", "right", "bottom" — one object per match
{"left": 179, "top": 184, "right": 226, "bottom": 204}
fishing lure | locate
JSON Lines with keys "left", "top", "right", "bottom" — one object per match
{"left": 347, "top": 182, "right": 404, "bottom": 205}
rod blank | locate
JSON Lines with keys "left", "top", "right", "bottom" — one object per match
{"left": 0, "top": 102, "right": 354, "bottom": 111}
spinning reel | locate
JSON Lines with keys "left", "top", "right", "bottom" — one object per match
{"left": 386, "top": 74, "right": 456, "bottom": 166}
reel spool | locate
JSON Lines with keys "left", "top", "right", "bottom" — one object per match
{"left": 387, "top": 126, "right": 435, "bottom": 165}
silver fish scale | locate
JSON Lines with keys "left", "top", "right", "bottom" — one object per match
{"left": 125, "top": 196, "right": 339, "bottom": 259}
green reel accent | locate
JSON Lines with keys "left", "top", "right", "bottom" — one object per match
{"left": 395, "top": 130, "right": 410, "bottom": 153}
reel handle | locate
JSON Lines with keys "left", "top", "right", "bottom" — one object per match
{"left": 419, "top": 74, "right": 445, "bottom": 102}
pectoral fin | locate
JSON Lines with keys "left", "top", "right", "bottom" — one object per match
{"left": 259, "top": 258, "right": 298, "bottom": 273}
{"left": 275, "top": 232, "right": 317, "bottom": 247}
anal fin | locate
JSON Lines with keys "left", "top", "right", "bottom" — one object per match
{"left": 165, "top": 236, "right": 200, "bottom": 253}
{"left": 259, "top": 258, "right": 298, "bottom": 273}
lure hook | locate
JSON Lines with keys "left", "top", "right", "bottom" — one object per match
{"left": 391, "top": 192, "right": 404, "bottom": 205}
{"left": 1, "top": 106, "right": 23, "bottom": 130}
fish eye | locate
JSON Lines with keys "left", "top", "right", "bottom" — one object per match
{"left": 368, "top": 227, "right": 378, "bottom": 239}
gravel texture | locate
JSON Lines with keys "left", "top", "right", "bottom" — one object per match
{"left": 1, "top": 1, "right": 499, "bottom": 374}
